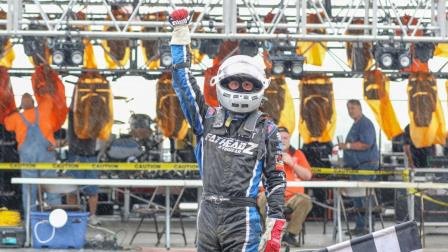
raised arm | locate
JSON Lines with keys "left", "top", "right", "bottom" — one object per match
{"left": 169, "top": 9, "right": 208, "bottom": 136}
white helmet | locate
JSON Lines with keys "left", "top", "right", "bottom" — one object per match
{"left": 211, "top": 55, "right": 270, "bottom": 114}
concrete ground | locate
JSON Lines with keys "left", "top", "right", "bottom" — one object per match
{"left": 3, "top": 215, "right": 448, "bottom": 252}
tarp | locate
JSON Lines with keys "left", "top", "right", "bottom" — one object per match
{"left": 397, "top": 15, "right": 429, "bottom": 73}
{"left": 102, "top": 8, "right": 130, "bottom": 69}
{"left": 75, "top": 11, "right": 97, "bottom": 69}
{"left": 156, "top": 71, "right": 189, "bottom": 141}
{"left": 434, "top": 43, "right": 448, "bottom": 57}
{"left": 363, "top": 70, "right": 402, "bottom": 139}
{"left": 260, "top": 74, "right": 296, "bottom": 134}
{"left": 141, "top": 12, "right": 168, "bottom": 70}
{"left": 0, "top": 67, "right": 16, "bottom": 125}
{"left": 299, "top": 74, "right": 336, "bottom": 144}
{"left": 0, "top": 10, "right": 15, "bottom": 68}
{"left": 408, "top": 72, "right": 446, "bottom": 148}
{"left": 31, "top": 65, "right": 68, "bottom": 130}
{"left": 296, "top": 12, "right": 327, "bottom": 66}
{"left": 346, "top": 18, "right": 373, "bottom": 71}
{"left": 73, "top": 72, "right": 113, "bottom": 140}
{"left": 0, "top": 40, "right": 15, "bottom": 69}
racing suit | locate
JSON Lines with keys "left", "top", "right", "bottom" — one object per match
{"left": 171, "top": 44, "right": 286, "bottom": 251}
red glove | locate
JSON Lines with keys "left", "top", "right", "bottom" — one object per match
{"left": 258, "top": 218, "right": 286, "bottom": 252}
{"left": 169, "top": 9, "right": 190, "bottom": 26}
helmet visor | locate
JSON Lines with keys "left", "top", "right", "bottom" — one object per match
{"left": 221, "top": 75, "right": 264, "bottom": 93}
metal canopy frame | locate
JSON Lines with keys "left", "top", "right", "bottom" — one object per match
{"left": 0, "top": 0, "right": 447, "bottom": 77}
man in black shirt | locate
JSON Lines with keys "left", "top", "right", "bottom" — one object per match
{"left": 66, "top": 105, "right": 101, "bottom": 225}
{"left": 403, "top": 125, "right": 434, "bottom": 168}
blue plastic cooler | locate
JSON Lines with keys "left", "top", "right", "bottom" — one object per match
{"left": 31, "top": 211, "right": 89, "bottom": 249}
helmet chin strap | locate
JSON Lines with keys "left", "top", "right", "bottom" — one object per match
{"left": 260, "top": 96, "right": 268, "bottom": 106}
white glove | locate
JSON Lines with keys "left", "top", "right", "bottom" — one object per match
{"left": 258, "top": 217, "right": 286, "bottom": 252}
{"left": 169, "top": 9, "right": 191, "bottom": 45}
{"left": 171, "top": 26, "right": 191, "bottom": 45}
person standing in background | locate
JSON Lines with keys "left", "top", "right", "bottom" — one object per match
{"left": 4, "top": 93, "right": 62, "bottom": 216}
{"left": 65, "top": 108, "right": 101, "bottom": 225}
{"left": 403, "top": 124, "right": 434, "bottom": 168}
{"left": 338, "top": 99, "right": 379, "bottom": 235}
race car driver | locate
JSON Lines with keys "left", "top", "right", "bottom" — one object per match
{"left": 169, "top": 9, "right": 286, "bottom": 252}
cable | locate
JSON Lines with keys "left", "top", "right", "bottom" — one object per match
{"left": 114, "top": 229, "right": 128, "bottom": 247}
{"left": 88, "top": 223, "right": 116, "bottom": 235}
{"left": 86, "top": 224, "right": 128, "bottom": 250}
{"left": 0, "top": 209, "right": 21, "bottom": 226}
{"left": 33, "top": 220, "right": 56, "bottom": 244}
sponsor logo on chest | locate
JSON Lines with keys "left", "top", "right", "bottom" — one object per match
{"left": 204, "top": 133, "right": 258, "bottom": 155}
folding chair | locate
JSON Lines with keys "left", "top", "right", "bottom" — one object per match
{"left": 129, "top": 186, "right": 188, "bottom": 246}
{"left": 340, "top": 188, "right": 384, "bottom": 239}
{"left": 37, "top": 183, "right": 83, "bottom": 212}
{"left": 129, "top": 186, "right": 164, "bottom": 246}
{"left": 156, "top": 186, "right": 188, "bottom": 246}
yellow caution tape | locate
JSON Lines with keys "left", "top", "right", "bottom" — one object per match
{"left": 311, "top": 167, "right": 402, "bottom": 176}
{"left": 402, "top": 168, "right": 448, "bottom": 207}
{"left": 0, "top": 162, "right": 198, "bottom": 171}
{"left": 412, "top": 192, "right": 448, "bottom": 207}
{"left": 0, "top": 208, "right": 21, "bottom": 226}
{"left": 0, "top": 162, "right": 405, "bottom": 176}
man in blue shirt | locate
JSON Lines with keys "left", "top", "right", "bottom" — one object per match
{"left": 339, "top": 99, "right": 379, "bottom": 235}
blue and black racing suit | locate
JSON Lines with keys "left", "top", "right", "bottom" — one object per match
{"left": 171, "top": 44, "right": 285, "bottom": 252}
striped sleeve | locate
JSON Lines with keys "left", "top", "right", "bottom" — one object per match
{"left": 263, "top": 121, "right": 286, "bottom": 218}
{"left": 170, "top": 45, "right": 208, "bottom": 136}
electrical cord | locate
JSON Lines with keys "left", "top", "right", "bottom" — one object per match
{"left": 33, "top": 220, "right": 56, "bottom": 244}
{"left": 114, "top": 229, "right": 128, "bottom": 247}
{"left": 86, "top": 224, "right": 128, "bottom": 250}
{"left": 0, "top": 208, "right": 21, "bottom": 226}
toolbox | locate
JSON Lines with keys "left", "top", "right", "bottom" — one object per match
{"left": 0, "top": 226, "right": 25, "bottom": 248}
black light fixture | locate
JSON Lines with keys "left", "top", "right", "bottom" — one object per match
{"left": 50, "top": 37, "right": 85, "bottom": 66}
{"left": 267, "top": 39, "right": 305, "bottom": 79}
{"left": 191, "top": 39, "right": 201, "bottom": 50}
{"left": 23, "top": 23, "right": 48, "bottom": 64}
{"left": 290, "top": 60, "right": 304, "bottom": 78}
{"left": 158, "top": 41, "right": 172, "bottom": 68}
{"left": 239, "top": 39, "right": 260, "bottom": 57}
{"left": 271, "top": 60, "right": 285, "bottom": 75}
{"left": 270, "top": 53, "right": 305, "bottom": 79}
{"left": 373, "top": 41, "right": 411, "bottom": 69}
{"left": 23, "top": 36, "right": 46, "bottom": 57}
{"left": 398, "top": 52, "right": 411, "bottom": 68}
{"left": 414, "top": 42, "right": 435, "bottom": 63}
{"left": 199, "top": 39, "right": 222, "bottom": 59}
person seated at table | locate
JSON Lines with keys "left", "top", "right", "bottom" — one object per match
{"left": 257, "top": 127, "right": 313, "bottom": 247}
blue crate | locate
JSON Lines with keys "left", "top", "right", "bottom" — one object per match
{"left": 31, "top": 211, "right": 89, "bottom": 249}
